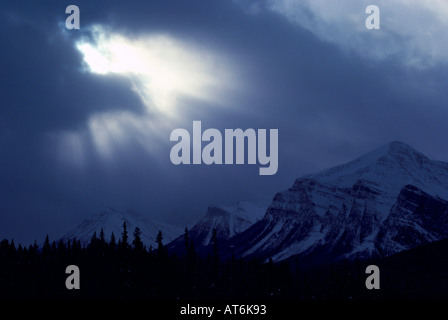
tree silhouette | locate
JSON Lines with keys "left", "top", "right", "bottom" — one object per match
{"left": 156, "top": 230, "right": 166, "bottom": 258}
{"left": 100, "top": 228, "right": 105, "bottom": 243}
{"left": 156, "top": 230, "right": 163, "bottom": 248}
{"left": 121, "top": 221, "right": 129, "bottom": 249}
{"left": 2, "top": 221, "right": 426, "bottom": 300}
{"left": 132, "top": 227, "right": 143, "bottom": 252}
{"left": 42, "top": 234, "right": 50, "bottom": 257}
{"left": 90, "top": 231, "right": 98, "bottom": 249}
{"left": 211, "top": 228, "right": 219, "bottom": 260}
{"left": 183, "top": 227, "right": 190, "bottom": 256}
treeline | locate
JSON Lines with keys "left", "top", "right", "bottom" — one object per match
{"left": 1, "top": 223, "right": 447, "bottom": 300}
{"left": 0, "top": 223, "right": 295, "bottom": 300}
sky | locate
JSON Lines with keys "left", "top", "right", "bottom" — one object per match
{"left": 1, "top": 0, "right": 447, "bottom": 245}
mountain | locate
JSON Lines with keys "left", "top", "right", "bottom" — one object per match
{"left": 61, "top": 208, "right": 183, "bottom": 248}
{"left": 167, "top": 201, "right": 266, "bottom": 253}
{"left": 226, "top": 141, "right": 448, "bottom": 265}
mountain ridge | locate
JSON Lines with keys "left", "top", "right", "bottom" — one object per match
{"left": 167, "top": 201, "right": 266, "bottom": 254}
{"left": 224, "top": 141, "right": 448, "bottom": 265}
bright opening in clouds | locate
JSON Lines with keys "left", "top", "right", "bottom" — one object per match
{"left": 62, "top": 25, "right": 238, "bottom": 162}
{"left": 76, "top": 25, "right": 234, "bottom": 114}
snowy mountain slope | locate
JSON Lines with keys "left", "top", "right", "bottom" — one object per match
{"left": 227, "top": 141, "right": 448, "bottom": 264}
{"left": 377, "top": 184, "right": 448, "bottom": 255}
{"left": 61, "top": 208, "right": 183, "bottom": 248}
{"left": 191, "top": 201, "right": 266, "bottom": 246}
{"left": 167, "top": 201, "right": 266, "bottom": 253}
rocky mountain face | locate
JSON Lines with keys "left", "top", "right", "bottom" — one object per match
{"left": 167, "top": 201, "right": 266, "bottom": 253}
{"left": 226, "top": 141, "right": 448, "bottom": 265}
{"left": 377, "top": 184, "right": 448, "bottom": 255}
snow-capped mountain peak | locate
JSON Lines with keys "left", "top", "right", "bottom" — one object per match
{"left": 167, "top": 201, "right": 267, "bottom": 253}
{"left": 200, "top": 201, "right": 266, "bottom": 242}
{"left": 305, "top": 141, "right": 448, "bottom": 195}
{"left": 61, "top": 208, "right": 183, "bottom": 248}
{"left": 227, "top": 141, "right": 448, "bottom": 265}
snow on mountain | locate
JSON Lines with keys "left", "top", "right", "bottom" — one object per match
{"left": 227, "top": 141, "right": 448, "bottom": 264}
{"left": 192, "top": 201, "right": 266, "bottom": 246}
{"left": 61, "top": 208, "right": 183, "bottom": 249}
{"left": 167, "top": 201, "right": 267, "bottom": 252}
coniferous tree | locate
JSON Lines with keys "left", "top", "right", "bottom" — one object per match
{"left": 97, "top": 228, "right": 106, "bottom": 252}
{"left": 211, "top": 228, "right": 219, "bottom": 260}
{"left": 42, "top": 235, "right": 50, "bottom": 256}
{"left": 71, "top": 237, "right": 79, "bottom": 252}
{"left": 100, "top": 228, "right": 105, "bottom": 243}
{"left": 156, "top": 230, "right": 162, "bottom": 245}
{"left": 110, "top": 232, "right": 116, "bottom": 250}
{"left": 0, "top": 239, "right": 8, "bottom": 253}
{"left": 132, "top": 227, "right": 143, "bottom": 251}
{"left": 189, "top": 241, "right": 196, "bottom": 258}
{"left": 90, "top": 231, "right": 98, "bottom": 251}
{"left": 17, "top": 244, "right": 23, "bottom": 255}
{"left": 210, "top": 228, "right": 219, "bottom": 284}
{"left": 156, "top": 230, "right": 165, "bottom": 257}
{"left": 57, "top": 239, "right": 65, "bottom": 253}
{"left": 184, "top": 227, "right": 190, "bottom": 255}
{"left": 121, "top": 222, "right": 129, "bottom": 249}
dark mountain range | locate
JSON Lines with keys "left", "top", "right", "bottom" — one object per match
{"left": 223, "top": 141, "right": 448, "bottom": 266}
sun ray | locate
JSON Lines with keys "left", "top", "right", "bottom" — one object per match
{"left": 75, "top": 26, "right": 233, "bottom": 114}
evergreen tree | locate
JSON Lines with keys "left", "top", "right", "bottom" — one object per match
{"left": 121, "top": 222, "right": 129, "bottom": 249}
{"left": 71, "top": 237, "right": 80, "bottom": 252}
{"left": 110, "top": 232, "right": 116, "bottom": 249}
{"left": 42, "top": 234, "right": 50, "bottom": 256}
{"left": 97, "top": 227, "right": 106, "bottom": 252}
{"left": 132, "top": 227, "right": 143, "bottom": 251}
{"left": 189, "top": 241, "right": 195, "bottom": 258}
{"left": 0, "top": 239, "right": 8, "bottom": 251}
{"left": 183, "top": 227, "right": 190, "bottom": 256}
{"left": 100, "top": 228, "right": 105, "bottom": 243}
{"left": 57, "top": 239, "right": 65, "bottom": 253}
{"left": 156, "top": 230, "right": 165, "bottom": 257}
{"left": 211, "top": 228, "right": 219, "bottom": 260}
{"left": 33, "top": 240, "right": 38, "bottom": 252}
{"left": 156, "top": 230, "right": 163, "bottom": 249}
{"left": 90, "top": 231, "right": 97, "bottom": 248}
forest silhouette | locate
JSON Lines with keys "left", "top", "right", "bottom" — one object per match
{"left": 0, "top": 222, "right": 447, "bottom": 300}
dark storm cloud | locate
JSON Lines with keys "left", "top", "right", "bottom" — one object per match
{"left": 0, "top": 0, "right": 447, "bottom": 245}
